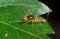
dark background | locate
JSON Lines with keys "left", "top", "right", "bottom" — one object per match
{"left": 38, "top": 0, "right": 60, "bottom": 39}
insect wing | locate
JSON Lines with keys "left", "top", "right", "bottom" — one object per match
{"left": 40, "top": 18, "right": 46, "bottom": 22}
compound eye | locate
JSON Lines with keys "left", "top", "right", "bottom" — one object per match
{"left": 30, "top": 17, "right": 33, "bottom": 18}
{"left": 29, "top": 17, "right": 34, "bottom": 20}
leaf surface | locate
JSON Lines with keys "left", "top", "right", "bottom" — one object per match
{"left": 0, "top": 0, "right": 54, "bottom": 39}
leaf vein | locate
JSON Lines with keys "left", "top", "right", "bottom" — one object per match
{"left": 0, "top": 21, "right": 41, "bottom": 39}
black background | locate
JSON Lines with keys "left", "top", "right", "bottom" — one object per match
{"left": 38, "top": 0, "right": 60, "bottom": 39}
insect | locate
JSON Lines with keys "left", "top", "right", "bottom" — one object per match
{"left": 23, "top": 13, "right": 46, "bottom": 23}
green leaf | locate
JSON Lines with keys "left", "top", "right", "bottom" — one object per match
{"left": 8, "top": 22, "right": 54, "bottom": 35}
{"left": 0, "top": 0, "right": 54, "bottom": 39}
{"left": 0, "top": 21, "right": 51, "bottom": 39}
{"left": 0, "top": 0, "right": 52, "bottom": 15}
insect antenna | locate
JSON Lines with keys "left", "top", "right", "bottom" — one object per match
{"left": 47, "top": 13, "right": 50, "bottom": 20}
